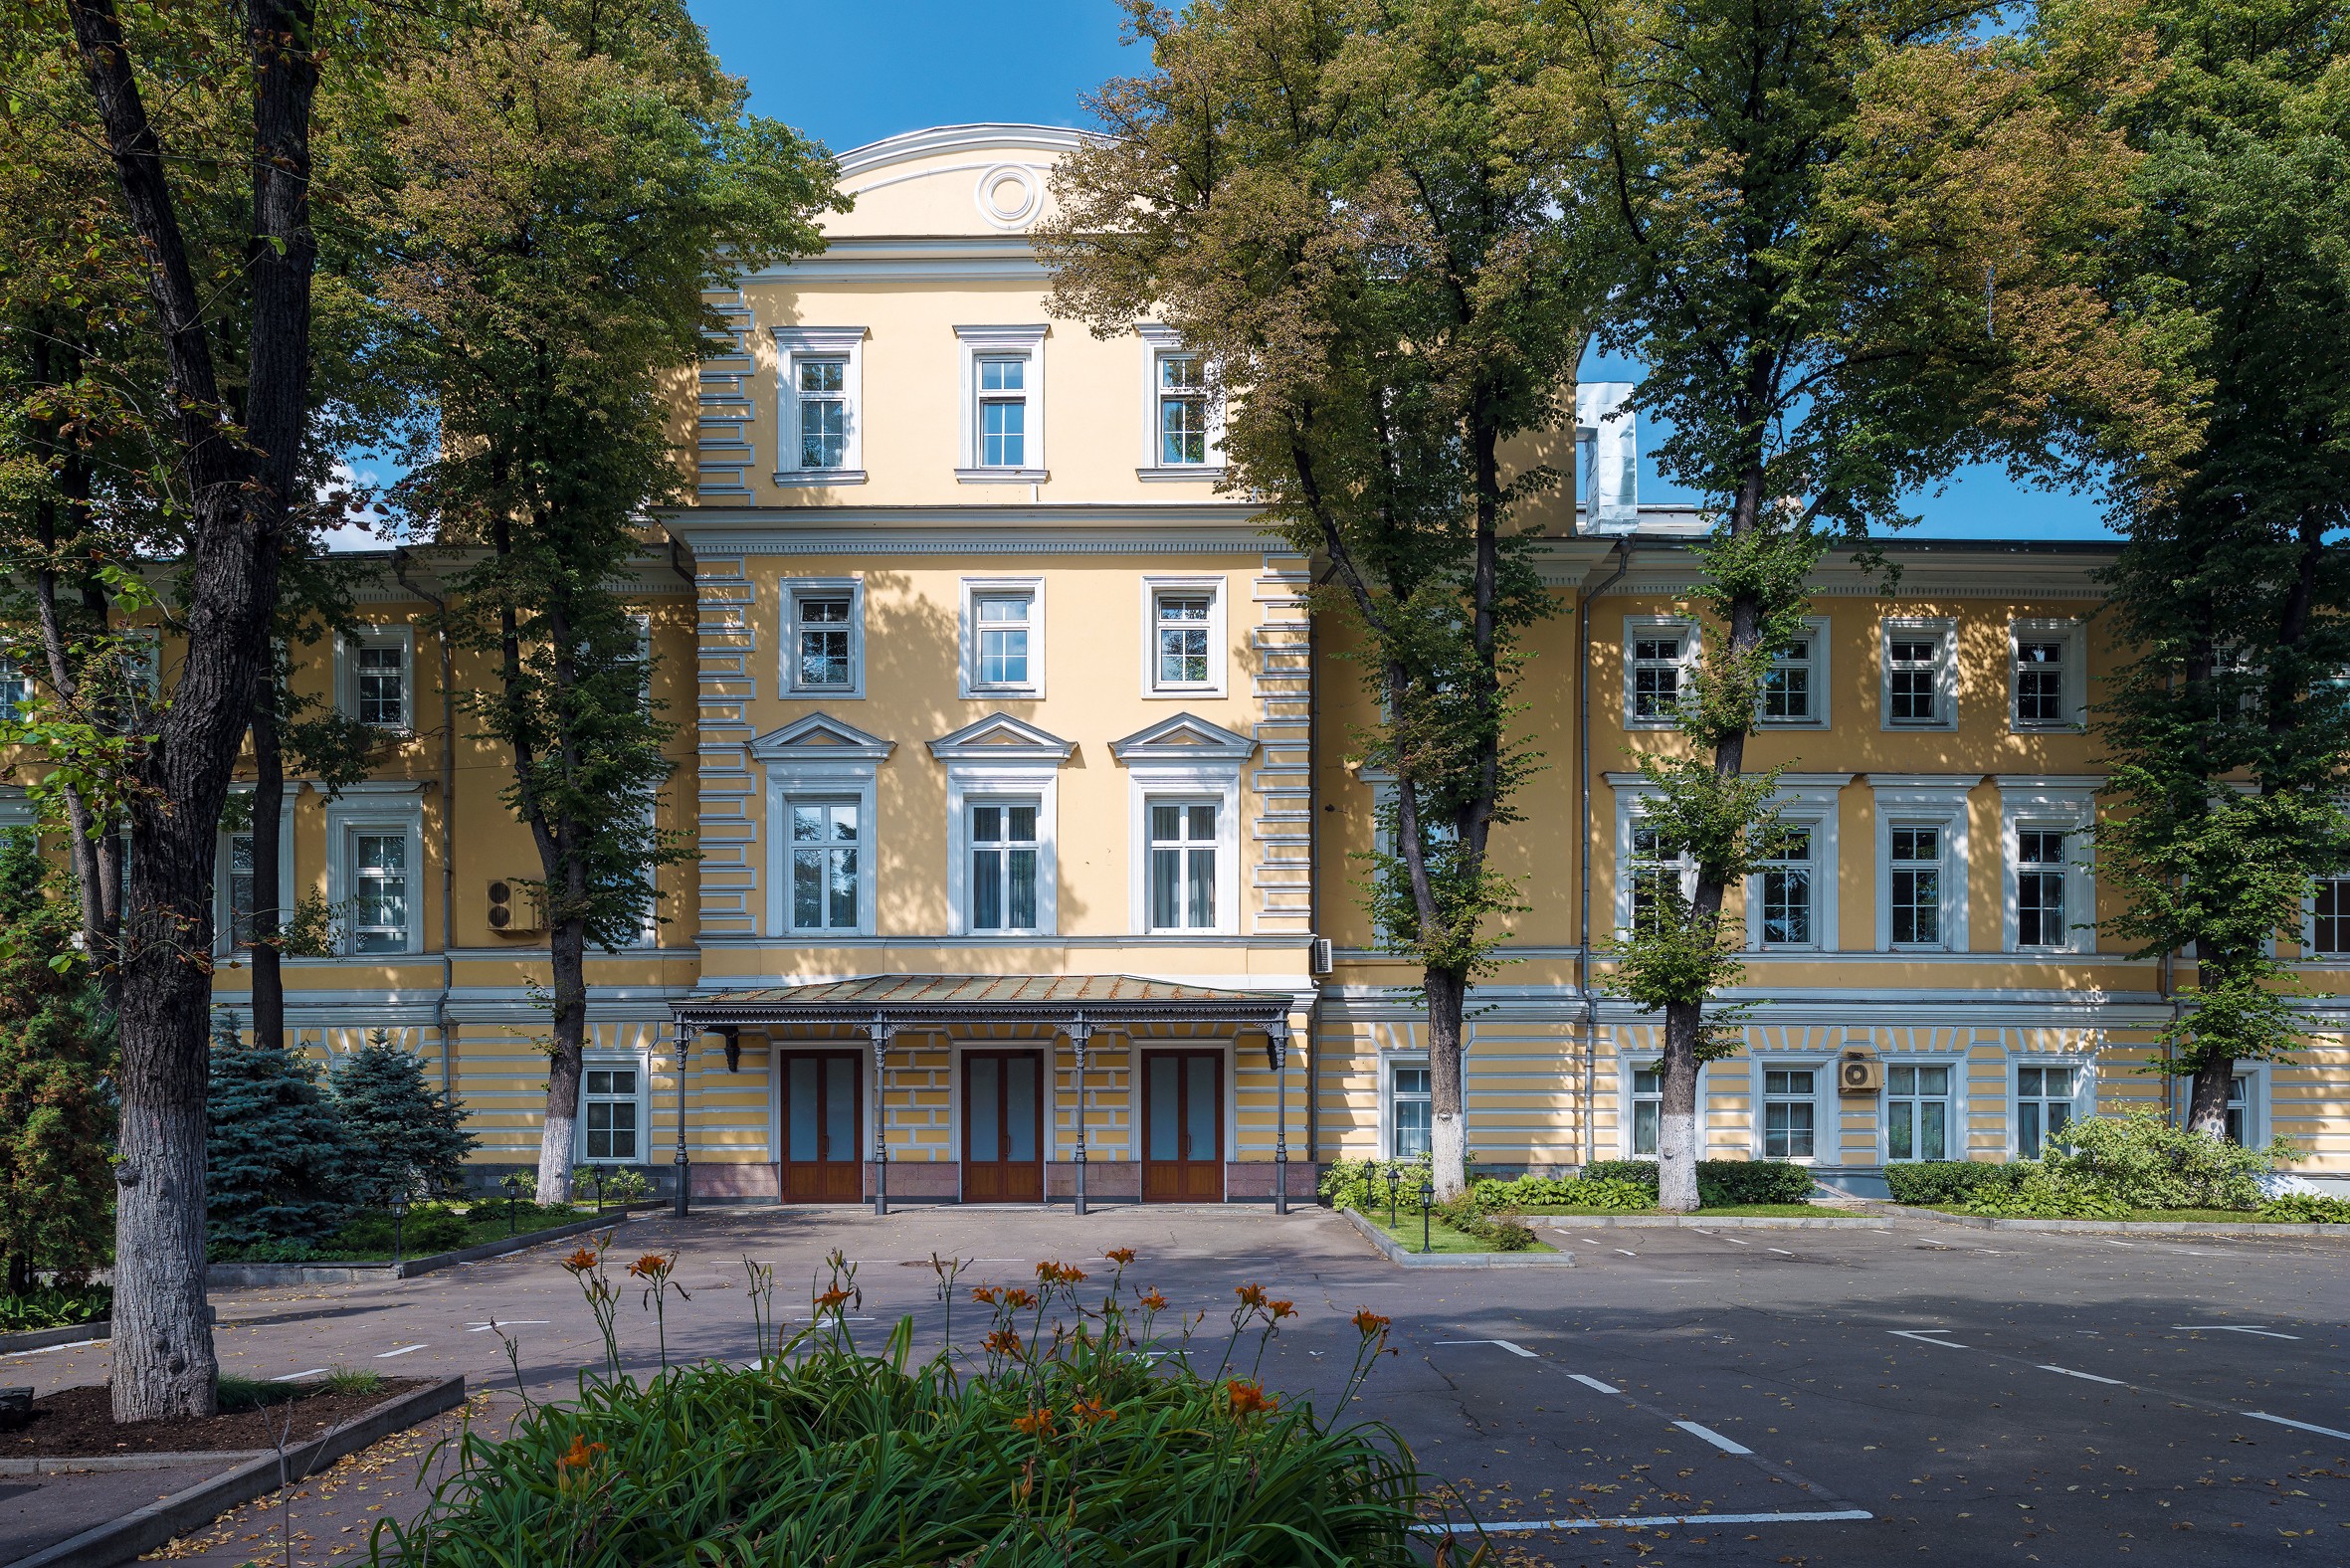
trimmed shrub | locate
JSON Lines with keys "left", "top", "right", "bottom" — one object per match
{"left": 1968, "top": 1165, "right": 2130, "bottom": 1220}
{"left": 1563, "top": 1159, "right": 1814, "bottom": 1206}
{"left": 1884, "top": 1161, "right": 2001, "bottom": 1205}
{"left": 0, "top": 1282, "right": 111, "bottom": 1333}
{"left": 1470, "top": 1174, "right": 1580, "bottom": 1207}
{"left": 2258, "top": 1192, "right": 2350, "bottom": 1224}
{"left": 1572, "top": 1177, "right": 1657, "bottom": 1211}
{"left": 206, "top": 1016, "right": 353, "bottom": 1250}
{"left": 327, "top": 1203, "right": 472, "bottom": 1257}
{"left": 2043, "top": 1111, "right": 2272, "bottom": 1212}
{"left": 332, "top": 1033, "right": 477, "bottom": 1204}
{"left": 1582, "top": 1160, "right": 1663, "bottom": 1187}
{"left": 1434, "top": 1194, "right": 1539, "bottom": 1251}
{"left": 1319, "top": 1156, "right": 1433, "bottom": 1212}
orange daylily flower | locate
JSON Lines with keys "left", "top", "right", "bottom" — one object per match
{"left": 1234, "top": 1282, "right": 1269, "bottom": 1309}
{"left": 1269, "top": 1299, "right": 1297, "bottom": 1320}
{"left": 560, "top": 1248, "right": 599, "bottom": 1274}
{"left": 1003, "top": 1287, "right": 1038, "bottom": 1310}
{"left": 1072, "top": 1396, "right": 1117, "bottom": 1428}
{"left": 1226, "top": 1379, "right": 1277, "bottom": 1418}
{"left": 1351, "top": 1308, "right": 1391, "bottom": 1337}
{"left": 627, "top": 1253, "right": 670, "bottom": 1280}
{"left": 1012, "top": 1406, "right": 1057, "bottom": 1438}
{"left": 1138, "top": 1288, "right": 1169, "bottom": 1311}
{"left": 982, "top": 1328, "right": 1025, "bottom": 1357}
{"left": 971, "top": 1285, "right": 1001, "bottom": 1305}
{"left": 556, "top": 1434, "right": 607, "bottom": 1470}
{"left": 1102, "top": 1247, "right": 1136, "bottom": 1267}
{"left": 814, "top": 1286, "right": 854, "bottom": 1312}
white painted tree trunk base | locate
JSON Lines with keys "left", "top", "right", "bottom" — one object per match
{"left": 1658, "top": 1109, "right": 1699, "bottom": 1212}
{"left": 1432, "top": 1112, "right": 1468, "bottom": 1201}
{"left": 537, "top": 1114, "right": 577, "bottom": 1207}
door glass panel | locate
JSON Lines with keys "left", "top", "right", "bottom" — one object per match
{"left": 1888, "top": 1100, "right": 1913, "bottom": 1162}
{"left": 788, "top": 1057, "right": 819, "bottom": 1161}
{"left": 1920, "top": 1099, "right": 1946, "bottom": 1161}
{"left": 824, "top": 1057, "right": 856, "bottom": 1162}
{"left": 1184, "top": 1055, "right": 1217, "bottom": 1163}
{"left": 1147, "top": 1056, "right": 1179, "bottom": 1160}
{"left": 969, "top": 1056, "right": 1001, "bottom": 1162}
{"left": 1006, "top": 1056, "right": 1039, "bottom": 1162}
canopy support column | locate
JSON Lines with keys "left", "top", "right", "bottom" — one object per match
{"left": 1269, "top": 1017, "right": 1291, "bottom": 1216}
{"left": 869, "top": 1013, "right": 894, "bottom": 1216}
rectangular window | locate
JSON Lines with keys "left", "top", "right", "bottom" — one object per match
{"left": 2312, "top": 877, "right": 2350, "bottom": 956}
{"left": 793, "top": 592, "right": 856, "bottom": 690}
{"left": 1154, "top": 591, "right": 1212, "bottom": 687}
{"left": 1887, "top": 636, "right": 1943, "bottom": 725}
{"left": 356, "top": 643, "right": 406, "bottom": 728}
{"left": 1631, "top": 1067, "right": 1662, "bottom": 1156}
{"left": 787, "top": 799, "right": 859, "bottom": 932}
{"left": 584, "top": 1067, "right": 640, "bottom": 1161}
{"left": 2224, "top": 1073, "right": 2250, "bottom": 1146}
{"left": 1763, "top": 1069, "right": 1816, "bottom": 1158}
{"left": 1885, "top": 1064, "right": 1951, "bottom": 1162}
{"left": 797, "top": 358, "right": 848, "bottom": 469}
{"left": 0, "top": 659, "right": 29, "bottom": 723}
{"left": 1629, "top": 823, "right": 1680, "bottom": 930}
{"left": 968, "top": 802, "right": 1040, "bottom": 932}
{"left": 2016, "top": 829, "right": 2067, "bottom": 948}
{"left": 1390, "top": 1063, "right": 1432, "bottom": 1158}
{"left": 1158, "top": 352, "right": 1209, "bottom": 465}
{"left": 351, "top": 831, "right": 409, "bottom": 953}
{"left": 974, "top": 592, "right": 1034, "bottom": 689}
{"left": 1757, "top": 826, "right": 1814, "bottom": 947}
{"left": 1889, "top": 826, "right": 1941, "bottom": 947}
{"left": 1763, "top": 635, "right": 1816, "bottom": 723}
{"left": 1148, "top": 800, "right": 1218, "bottom": 930}
{"left": 2014, "top": 638, "right": 2067, "bottom": 726}
{"left": 2016, "top": 1065, "right": 2074, "bottom": 1157}
{"left": 227, "top": 831, "right": 257, "bottom": 948}
{"left": 1630, "top": 635, "right": 1682, "bottom": 721}
{"left": 978, "top": 355, "right": 1027, "bottom": 468}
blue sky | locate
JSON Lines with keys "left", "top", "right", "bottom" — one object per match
{"left": 677, "top": 1, "right": 2112, "bottom": 541}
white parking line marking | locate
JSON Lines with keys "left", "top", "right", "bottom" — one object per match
{"left": 376, "top": 1344, "right": 427, "bottom": 1358}
{"left": 2172, "top": 1324, "right": 2301, "bottom": 1340}
{"left": 466, "top": 1321, "right": 549, "bottom": 1332}
{"left": 1582, "top": 1237, "right": 1605, "bottom": 1246}
{"left": 1615, "top": 1249, "right": 1639, "bottom": 1258}
{"left": 1768, "top": 1248, "right": 1795, "bottom": 1256}
{"left": 1674, "top": 1420, "right": 1753, "bottom": 1455}
{"left": 1435, "top": 1339, "right": 1538, "bottom": 1358}
{"left": 1420, "top": 1509, "right": 1873, "bottom": 1534}
{"left": 2038, "top": 1364, "right": 2125, "bottom": 1385}
{"left": 1870, "top": 1229, "right": 1892, "bottom": 1235}
{"left": 1714, "top": 1235, "right": 1752, "bottom": 1247}
{"left": 272, "top": 1368, "right": 330, "bottom": 1382}
{"left": 2247, "top": 1412, "right": 2350, "bottom": 1442}
{"left": 1, "top": 1337, "right": 104, "bottom": 1360}
{"left": 1888, "top": 1329, "right": 1967, "bottom": 1348}
{"left": 1567, "top": 1373, "right": 1620, "bottom": 1394}
{"left": 2104, "top": 1239, "right": 2135, "bottom": 1248}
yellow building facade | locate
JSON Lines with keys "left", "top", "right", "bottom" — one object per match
{"left": 190, "top": 124, "right": 2347, "bottom": 1202}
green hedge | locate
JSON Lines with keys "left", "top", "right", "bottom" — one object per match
{"left": 1565, "top": 1159, "right": 1818, "bottom": 1206}
{"left": 1324, "top": 1157, "right": 1815, "bottom": 1213}
{"left": 1882, "top": 1161, "right": 2029, "bottom": 1205}
{"left": 2256, "top": 1192, "right": 2350, "bottom": 1224}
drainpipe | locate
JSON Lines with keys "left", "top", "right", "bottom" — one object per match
{"left": 394, "top": 548, "right": 458, "bottom": 1100}
{"left": 1304, "top": 559, "right": 1326, "bottom": 1196}
{"left": 1577, "top": 536, "right": 1633, "bottom": 1170}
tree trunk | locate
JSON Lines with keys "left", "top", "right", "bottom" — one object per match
{"left": 2183, "top": 1052, "right": 2235, "bottom": 1140}
{"left": 1658, "top": 1000, "right": 1705, "bottom": 1211}
{"left": 534, "top": 915, "right": 588, "bottom": 1202}
{"left": 1424, "top": 967, "right": 1469, "bottom": 1199}
{"left": 249, "top": 673, "right": 285, "bottom": 1054}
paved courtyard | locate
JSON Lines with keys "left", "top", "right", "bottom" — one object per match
{"left": 3, "top": 1205, "right": 2343, "bottom": 1565}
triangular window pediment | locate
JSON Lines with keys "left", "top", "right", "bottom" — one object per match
{"left": 1108, "top": 712, "right": 1256, "bottom": 762}
{"left": 750, "top": 712, "right": 894, "bottom": 762}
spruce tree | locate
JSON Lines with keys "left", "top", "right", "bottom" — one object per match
{"left": 204, "top": 1015, "right": 352, "bottom": 1250}
{"left": 331, "top": 1032, "right": 477, "bottom": 1205}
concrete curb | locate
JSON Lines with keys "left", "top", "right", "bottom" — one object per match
{"left": 1911, "top": 1211, "right": 2347, "bottom": 1240}
{"left": 0, "top": 1450, "right": 267, "bottom": 1476}
{"left": 1340, "top": 1207, "right": 1577, "bottom": 1269}
{"left": 6, "top": 1374, "right": 465, "bottom": 1568}
{"left": 204, "top": 1205, "right": 656, "bottom": 1287}
{"left": 1533, "top": 1214, "right": 1905, "bottom": 1231}
{"left": 0, "top": 1322, "right": 109, "bottom": 1357}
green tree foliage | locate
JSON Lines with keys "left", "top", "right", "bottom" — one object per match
{"left": 370, "top": 0, "right": 841, "bottom": 1204}
{"left": 0, "top": 828, "right": 114, "bottom": 1290}
{"left": 2078, "top": 0, "right": 2350, "bottom": 1134}
{"left": 331, "top": 1030, "right": 476, "bottom": 1206}
{"left": 1040, "top": 0, "right": 1621, "bottom": 1198}
{"left": 1574, "top": 0, "right": 2182, "bottom": 1208}
{"left": 205, "top": 1014, "right": 351, "bottom": 1251}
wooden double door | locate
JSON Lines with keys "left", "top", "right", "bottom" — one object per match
{"left": 1141, "top": 1050, "right": 1224, "bottom": 1203}
{"left": 963, "top": 1050, "right": 1045, "bottom": 1203}
{"left": 777, "top": 1051, "right": 864, "bottom": 1204}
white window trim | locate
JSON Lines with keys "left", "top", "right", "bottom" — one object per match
{"left": 1622, "top": 615, "right": 1699, "bottom": 730}
{"left": 1617, "top": 1056, "right": 1705, "bottom": 1160}
{"left": 772, "top": 325, "right": 868, "bottom": 485}
{"left": 1608, "top": 776, "right": 1696, "bottom": 934}
{"left": 1380, "top": 1050, "right": 1433, "bottom": 1161}
{"left": 1869, "top": 776, "right": 1974, "bottom": 953}
{"left": 1127, "top": 763, "right": 1244, "bottom": 936}
{"left": 2212, "top": 1062, "right": 2269, "bottom": 1147}
{"left": 2301, "top": 852, "right": 2350, "bottom": 958}
{"left": 1134, "top": 323, "right": 1226, "bottom": 480}
{"left": 1742, "top": 774, "right": 1850, "bottom": 952}
{"left": 945, "top": 761, "right": 1061, "bottom": 937}
{"left": 1997, "top": 776, "right": 2097, "bottom": 955}
{"left": 959, "top": 576, "right": 1046, "bottom": 699}
{"left": 1879, "top": 617, "right": 1957, "bottom": 731}
{"left": 781, "top": 576, "right": 868, "bottom": 699}
{"left": 2009, "top": 617, "right": 2087, "bottom": 732}
{"left": 1138, "top": 574, "right": 1229, "bottom": 699}
{"left": 2009, "top": 1054, "right": 2094, "bottom": 1157}
{"left": 576, "top": 1047, "right": 652, "bottom": 1165}
{"left": 954, "top": 323, "right": 1048, "bottom": 482}
{"left": 1754, "top": 1057, "right": 1833, "bottom": 1165}
{"left": 217, "top": 782, "right": 298, "bottom": 955}
{"left": 1879, "top": 1055, "right": 1963, "bottom": 1164}
{"left": 760, "top": 748, "right": 882, "bottom": 940}
{"left": 335, "top": 624, "right": 414, "bottom": 734}
{"left": 322, "top": 782, "right": 426, "bottom": 956}
{"left": 1759, "top": 616, "right": 1831, "bottom": 728}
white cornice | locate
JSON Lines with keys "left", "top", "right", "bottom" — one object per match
{"left": 833, "top": 123, "right": 1098, "bottom": 178}
{"left": 664, "top": 506, "right": 1275, "bottom": 557}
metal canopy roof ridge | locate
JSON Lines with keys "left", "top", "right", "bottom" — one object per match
{"left": 671, "top": 973, "right": 1293, "bottom": 1027}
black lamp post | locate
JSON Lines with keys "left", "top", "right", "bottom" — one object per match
{"left": 390, "top": 1193, "right": 409, "bottom": 1271}
{"left": 1419, "top": 1174, "right": 1434, "bottom": 1255}
{"left": 501, "top": 1173, "right": 522, "bottom": 1236}
{"left": 590, "top": 1167, "right": 606, "bottom": 1218}
{"left": 1384, "top": 1163, "right": 1402, "bottom": 1228}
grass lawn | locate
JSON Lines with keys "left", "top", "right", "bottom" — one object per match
{"left": 1898, "top": 1203, "right": 2289, "bottom": 1223}
{"left": 212, "top": 1202, "right": 608, "bottom": 1265}
{"left": 1513, "top": 1202, "right": 1827, "bottom": 1219}
{"left": 1357, "top": 1211, "right": 1557, "bottom": 1255}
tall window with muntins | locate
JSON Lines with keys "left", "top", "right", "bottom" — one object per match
{"left": 1763, "top": 636, "right": 1814, "bottom": 722}
{"left": 1889, "top": 827, "right": 1941, "bottom": 946}
{"left": 1629, "top": 824, "right": 1680, "bottom": 929}
{"left": 1757, "top": 826, "right": 1813, "bottom": 946}
{"left": 1887, "top": 637, "right": 1941, "bottom": 724}
{"left": 794, "top": 594, "right": 854, "bottom": 689}
{"left": 1154, "top": 592, "right": 1211, "bottom": 687}
{"left": 1158, "top": 352, "right": 1209, "bottom": 465}
{"left": 351, "top": 832, "right": 408, "bottom": 952}
{"left": 2016, "top": 829, "right": 2067, "bottom": 947}
{"left": 797, "top": 358, "right": 848, "bottom": 469}
{"left": 357, "top": 643, "right": 405, "bottom": 728}
{"left": 583, "top": 1067, "right": 639, "bottom": 1161}
{"left": 974, "top": 592, "right": 1033, "bottom": 688}
{"left": 0, "top": 660, "right": 28, "bottom": 722}
{"left": 226, "top": 831, "right": 256, "bottom": 948}
{"left": 1886, "top": 1063, "right": 1950, "bottom": 1162}
{"left": 2014, "top": 639, "right": 2066, "bottom": 726}
{"left": 1148, "top": 801, "right": 1218, "bottom": 930}
{"left": 2016, "top": 1065, "right": 2074, "bottom": 1156}
{"left": 2312, "top": 877, "right": 2350, "bottom": 955}
{"left": 968, "top": 802, "right": 1039, "bottom": 932}
{"left": 977, "top": 356, "right": 1027, "bottom": 467}
{"left": 788, "top": 799, "right": 859, "bottom": 932}
{"left": 1630, "top": 635, "right": 1681, "bottom": 720}
{"left": 1390, "top": 1063, "right": 1432, "bottom": 1158}
{"left": 1630, "top": 1066, "right": 1662, "bottom": 1156}
{"left": 1763, "top": 1068, "right": 1816, "bottom": 1158}
{"left": 2225, "top": 1073, "right": 2251, "bottom": 1145}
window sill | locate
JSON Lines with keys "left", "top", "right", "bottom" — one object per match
{"left": 2009, "top": 722, "right": 2085, "bottom": 735}
{"left": 963, "top": 686, "right": 1043, "bottom": 700}
{"left": 786, "top": 685, "right": 865, "bottom": 701}
{"left": 1757, "top": 718, "right": 1829, "bottom": 730}
{"left": 955, "top": 467, "right": 1049, "bottom": 484}
{"left": 1881, "top": 720, "right": 1957, "bottom": 732}
{"left": 1146, "top": 685, "right": 1227, "bottom": 700}
{"left": 772, "top": 469, "right": 867, "bottom": 487}
{"left": 1136, "top": 465, "right": 1227, "bottom": 483}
